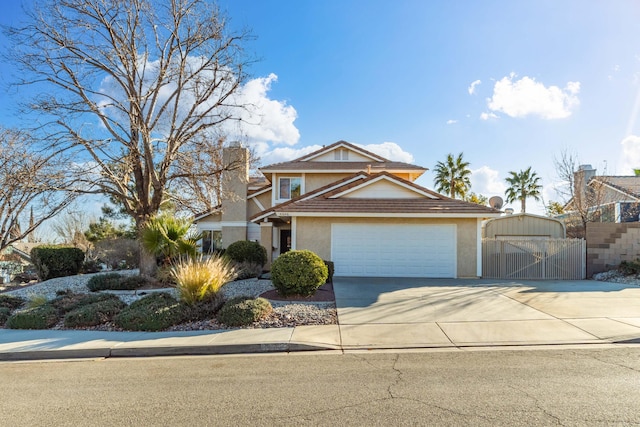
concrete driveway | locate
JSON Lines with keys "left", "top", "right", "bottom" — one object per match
{"left": 333, "top": 277, "right": 640, "bottom": 349}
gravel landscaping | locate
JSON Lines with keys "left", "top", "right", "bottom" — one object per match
{"left": 1, "top": 271, "right": 337, "bottom": 331}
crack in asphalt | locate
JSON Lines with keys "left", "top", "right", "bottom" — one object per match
{"left": 269, "top": 353, "right": 486, "bottom": 422}
{"left": 507, "top": 385, "right": 565, "bottom": 426}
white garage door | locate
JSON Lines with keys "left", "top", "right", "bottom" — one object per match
{"left": 331, "top": 223, "right": 456, "bottom": 278}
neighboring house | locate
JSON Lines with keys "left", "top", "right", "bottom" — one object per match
{"left": 560, "top": 165, "right": 640, "bottom": 230}
{"left": 195, "top": 141, "right": 501, "bottom": 278}
{"left": 0, "top": 242, "right": 38, "bottom": 283}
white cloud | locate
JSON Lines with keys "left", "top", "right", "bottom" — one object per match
{"left": 468, "top": 79, "right": 481, "bottom": 95}
{"left": 620, "top": 135, "right": 640, "bottom": 173}
{"left": 259, "top": 145, "right": 323, "bottom": 166}
{"left": 230, "top": 73, "right": 300, "bottom": 146}
{"left": 356, "top": 142, "right": 415, "bottom": 163}
{"left": 446, "top": 119, "right": 458, "bottom": 125}
{"left": 96, "top": 60, "right": 300, "bottom": 146}
{"left": 471, "top": 166, "right": 506, "bottom": 195}
{"left": 480, "top": 112, "right": 498, "bottom": 120}
{"left": 487, "top": 74, "right": 580, "bottom": 119}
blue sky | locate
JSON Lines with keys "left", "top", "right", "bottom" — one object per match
{"left": 2, "top": 0, "right": 640, "bottom": 216}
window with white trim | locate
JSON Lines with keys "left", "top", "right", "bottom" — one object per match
{"left": 279, "top": 177, "right": 301, "bottom": 200}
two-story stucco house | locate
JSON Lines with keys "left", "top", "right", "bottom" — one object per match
{"left": 194, "top": 141, "right": 501, "bottom": 278}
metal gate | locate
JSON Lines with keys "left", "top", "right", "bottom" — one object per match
{"left": 482, "top": 238, "right": 586, "bottom": 280}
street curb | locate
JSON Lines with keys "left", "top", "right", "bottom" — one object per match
{"left": 0, "top": 342, "right": 340, "bottom": 361}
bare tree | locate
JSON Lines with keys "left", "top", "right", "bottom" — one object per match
{"left": 0, "top": 127, "right": 76, "bottom": 251}
{"left": 554, "top": 151, "right": 607, "bottom": 238}
{"left": 50, "top": 208, "right": 93, "bottom": 251}
{"left": 6, "top": 0, "right": 254, "bottom": 276}
{"left": 169, "top": 132, "right": 260, "bottom": 214}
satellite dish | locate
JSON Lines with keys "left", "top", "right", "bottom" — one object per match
{"left": 489, "top": 196, "right": 504, "bottom": 210}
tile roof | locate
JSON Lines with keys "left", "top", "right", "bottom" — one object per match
{"left": 296, "top": 140, "right": 386, "bottom": 162}
{"left": 594, "top": 176, "right": 640, "bottom": 198}
{"left": 259, "top": 140, "right": 426, "bottom": 174}
{"left": 259, "top": 161, "right": 426, "bottom": 173}
{"left": 257, "top": 171, "right": 500, "bottom": 218}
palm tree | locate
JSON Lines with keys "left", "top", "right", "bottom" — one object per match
{"left": 505, "top": 167, "right": 542, "bottom": 213}
{"left": 433, "top": 152, "right": 472, "bottom": 199}
{"left": 141, "top": 214, "right": 200, "bottom": 265}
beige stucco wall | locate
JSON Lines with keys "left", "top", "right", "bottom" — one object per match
{"left": 221, "top": 148, "right": 248, "bottom": 222}
{"left": 221, "top": 226, "right": 247, "bottom": 248}
{"left": 260, "top": 223, "right": 274, "bottom": 267}
{"left": 295, "top": 217, "right": 480, "bottom": 278}
{"left": 304, "top": 173, "right": 354, "bottom": 192}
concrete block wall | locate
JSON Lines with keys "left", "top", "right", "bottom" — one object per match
{"left": 586, "top": 222, "right": 640, "bottom": 277}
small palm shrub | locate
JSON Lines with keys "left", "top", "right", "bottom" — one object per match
{"left": 271, "top": 250, "right": 328, "bottom": 297}
{"left": 114, "top": 293, "right": 191, "bottom": 331}
{"left": 141, "top": 214, "right": 200, "bottom": 265}
{"left": 64, "top": 298, "right": 126, "bottom": 328}
{"left": 225, "top": 241, "right": 267, "bottom": 267}
{"left": 171, "top": 256, "right": 237, "bottom": 305}
{"left": 5, "top": 305, "right": 59, "bottom": 329}
{"left": 0, "top": 294, "right": 25, "bottom": 311}
{"left": 217, "top": 296, "right": 273, "bottom": 327}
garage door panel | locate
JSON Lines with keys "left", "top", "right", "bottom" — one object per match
{"left": 331, "top": 223, "right": 456, "bottom": 278}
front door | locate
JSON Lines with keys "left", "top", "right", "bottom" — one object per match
{"left": 280, "top": 230, "right": 292, "bottom": 254}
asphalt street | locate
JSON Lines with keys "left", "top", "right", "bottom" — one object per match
{"left": 1, "top": 347, "right": 639, "bottom": 426}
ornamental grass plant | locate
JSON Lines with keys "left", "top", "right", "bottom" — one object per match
{"left": 171, "top": 255, "right": 238, "bottom": 305}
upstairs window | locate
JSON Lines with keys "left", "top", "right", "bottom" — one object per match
{"left": 334, "top": 149, "right": 349, "bottom": 160}
{"left": 279, "top": 177, "right": 301, "bottom": 200}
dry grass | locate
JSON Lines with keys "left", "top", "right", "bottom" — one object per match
{"left": 171, "top": 256, "right": 238, "bottom": 305}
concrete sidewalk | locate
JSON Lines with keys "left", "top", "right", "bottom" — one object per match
{"left": 1, "top": 278, "right": 639, "bottom": 361}
{"left": 0, "top": 325, "right": 343, "bottom": 361}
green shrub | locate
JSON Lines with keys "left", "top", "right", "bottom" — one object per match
{"left": 86, "top": 273, "right": 151, "bottom": 291}
{"left": 234, "top": 261, "right": 263, "bottom": 280}
{"left": 87, "top": 273, "right": 123, "bottom": 291}
{"left": 114, "top": 293, "right": 190, "bottom": 331}
{"left": 323, "top": 260, "right": 334, "bottom": 283}
{"left": 619, "top": 259, "right": 640, "bottom": 276}
{"left": 0, "top": 294, "right": 26, "bottom": 310}
{"left": 64, "top": 298, "right": 126, "bottom": 328}
{"left": 225, "top": 241, "right": 267, "bottom": 267}
{"left": 5, "top": 305, "right": 59, "bottom": 329}
{"left": 81, "top": 259, "right": 103, "bottom": 274}
{"left": 52, "top": 292, "right": 121, "bottom": 314}
{"left": 172, "top": 256, "right": 237, "bottom": 305}
{"left": 217, "top": 296, "right": 273, "bottom": 327}
{"left": 271, "top": 250, "right": 328, "bottom": 297}
{"left": 0, "top": 307, "right": 11, "bottom": 324}
{"left": 30, "top": 246, "right": 85, "bottom": 281}
{"left": 187, "top": 295, "right": 226, "bottom": 322}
